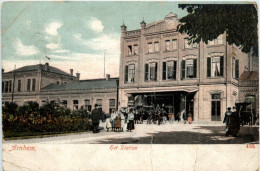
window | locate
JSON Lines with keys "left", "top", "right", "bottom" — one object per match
{"left": 163, "top": 61, "right": 177, "bottom": 80}
{"left": 148, "top": 42, "right": 153, "bottom": 53}
{"left": 5, "top": 81, "right": 8, "bottom": 93}
{"left": 181, "top": 59, "right": 197, "bottom": 79}
{"left": 27, "top": 79, "right": 31, "bottom": 91}
{"left": 73, "top": 100, "right": 78, "bottom": 110}
{"left": 8, "top": 80, "right": 12, "bottom": 92}
{"left": 133, "top": 44, "right": 138, "bottom": 55}
{"left": 85, "top": 99, "right": 91, "bottom": 112}
{"left": 18, "top": 80, "right": 21, "bottom": 92}
{"left": 207, "top": 56, "right": 224, "bottom": 77}
{"left": 165, "top": 40, "right": 170, "bottom": 51}
{"left": 128, "top": 45, "right": 132, "bottom": 55}
{"left": 109, "top": 99, "right": 116, "bottom": 114}
{"left": 32, "top": 79, "right": 36, "bottom": 91}
{"left": 124, "top": 64, "right": 135, "bottom": 83}
{"left": 172, "top": 39, "right": 177, "bottom": 49}
{"left": 144, "top": 63, "right": 157, "bottom": 81}
{"left": 96, "top": 99, "right": 103, "bottom": 110}
{"left": 2, "top": 82, "right": 4, "bottom": 93}
{"left": 208, "top": 35, "right": 223, "bottom": 46}
{"left": 62, "top": 100, "right": 67, "bottom": 108}
{"left": 233, "top": 59, "right": 239, "bottom": 79}
{"left": 154, "top": 42, "right": 159, "bottom": 52}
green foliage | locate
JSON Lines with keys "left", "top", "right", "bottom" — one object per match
{"left": 177, "top": 4, "right": 258, "bottom": 56}
{"left": 2, "top": 101, "right": 92, "bottom": 137}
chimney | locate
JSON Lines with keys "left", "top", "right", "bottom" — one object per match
{"left": 76, "top": 72, "right": 80, "bottom": 82}
{"left": 140, "top": 19, "right": 146, "bottom": 29}
{"left": 70, "top": 69, "right": 73, "bottom": 76}
{"left": 45, "top": 63, "right": 49, "bottom": 71}
{"left": 106, "top": 74, "right": 110, "bottom": 80}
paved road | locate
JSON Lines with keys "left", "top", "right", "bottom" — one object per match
{"left": 3, "top": 121, "right": 259, "bottom": 144}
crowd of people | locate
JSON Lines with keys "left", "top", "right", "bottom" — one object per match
{"left": 223, "top": 106, "right": 240, "bottom": 137}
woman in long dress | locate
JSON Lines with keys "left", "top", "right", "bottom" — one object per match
{"left": 115, "top": 112, "right": 121, "bottom": 132}
{"left": 110, "top": 111, "right": 116, "bottom": 131}
{"left": 127, "top": 108, "right": 135, "bottom": 132}
{"left": 120, "top": 111, "right": 125, "bottom": 132}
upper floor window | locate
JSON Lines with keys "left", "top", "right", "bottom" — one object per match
{"left": 124, "top": 64, "right": 135, "bottom": 83}
{"left": 163, "top": 61, "right": 177, "bottom": 80}
{"left": 145, "top": 62, "right": 158, "bottom": 81}
{"left": 184, "top": 39, "right": 197, "bottom": 49}
{"left": 27, "top": 79, "right": 31, "bottom": 91}
{"left": 128, "top": 45, "right": 132, "bottom": 55}
{"left": 181, "top": 59, "right": 197, "bottom": 79}
{"left": 207, "top": 56, "right": 224, "bottom": 77}
{"left": 154, "top": 42, "right": 160, "bottom": 52}
{"left": 172, "top": 39, "right": 177, "bottom": 49}
{"left": 165, "top": 40, "right": 170, "bottom": 51}
{"left": 148, "top": 42, "right": 153, "bottom": 53}
{"left": 208, "top": 35, "right": 224, "bottom": 46}
{"left": 18, "top": 80, "right": 21, "bottom": 92}
{"left": 32, "top": 79, "right": 36, "bottom": 91}
{"left": 232, "top": 58, "right": 239, "bottom": 79}
{"left": 4, "top": 81, "right": 8, "bottom": 93}
{"left": 2, "top": 82, "right": 4, "bottom": 93}
{"left": 133, "top": 44, "right": 138, "bottom": 55}
{"left": 8, "top": 80, "right": 12, "bottom": 92}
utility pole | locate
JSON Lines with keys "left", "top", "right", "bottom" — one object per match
{"left": 11, "top": 65, "right": 16, "bottom": 103}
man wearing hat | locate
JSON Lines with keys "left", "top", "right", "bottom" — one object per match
{"left": 91, "top": 104, "right": 101, "bottom": 133}
{"left": 223, "top": 107, "right": 232, "bottom": 136}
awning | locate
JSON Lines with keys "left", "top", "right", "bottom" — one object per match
{"left": 124, "top": 86, "right": 199, "bottom": 94}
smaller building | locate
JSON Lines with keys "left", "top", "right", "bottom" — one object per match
{"left": 239, "top": 71, "right": 259, "bottom": 117}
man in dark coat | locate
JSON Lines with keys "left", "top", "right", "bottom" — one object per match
{"left": 91, "top": 104, "right": 101, "bottom": 133}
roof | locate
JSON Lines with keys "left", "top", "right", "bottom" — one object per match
{"left": 41, "top": 79, "right": 118, "bottom": 91}
{"left": 5, "top": 64, "right": 73, "bottom": 77}
{"left": 239, "top": 71, "right": 259, "bottom": 80}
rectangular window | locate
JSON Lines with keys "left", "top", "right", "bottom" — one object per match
{"left": 32, "top": 79, "right": 36, "bottom": 91}
{"left": 211, "top": 57, "right": 221, "bottom": 77}
{"left": 27, "top": 79, "right": 31, "bottom": 91}
{"left": 133, "top": 44, "right": 138, "bottom": 55}
{"left": 124, "top": 65, "right": 128, "bottom": 83}
{"left": 145, "top": 64, "right": 149, "bottom": 81}
{"left": 96, "top": 99, "right": 103, "bottom": 110}
{"left": 5, "top": 81, "right": 8, "bottom": 93}
{"left": 167, "top": 61, "right": 177, "bottom": 80}
{"left": 154, "top": 42, "right": 159, "bottom": 52}
{"left": 148, "top": 42, "right": 153, "bottom": 53}
{"left": 73, "top": 100, "right": 78, "bottom": 110}
{"left": 186, "top": 60, "right": 194, "bottom": 78}
{"left": 128, "top": 64, "right": 135, "bottom": 83}
{"left": 62, "top": 100, "right": 67, "bottom": 108}
{"left": 165, "top": 40, "right": 170, "bottom": 51}
{"left": 235, "top": 59, "right": 239, "bottom": 79}
{"left": 85, "top": 99, "right": 91, "bottom": 111}
{"left": 150, "top": 62, "right": 157, "bottom": 81}
{"left": 181, "top": 60, "right": 186, "bottom": 79}
{"left": 162, "top": 62, "right": 167, "bottom": 80}
{"left": 128, "top": 45, "right": 132, "bottom": 55}
{"left": 172, "top": 39, "right": 177, "bottom": 49}
{"left": 109, "top": 99, "right": 116, "bottom": 114}
{"left": 8, "top": 80, "right": 12, "bottom": 92}
{"left": 18, "top": 80, "right": 21, "bottom": 92}
{"left": 2, "top": 82, "right": 4, "bottom": 93}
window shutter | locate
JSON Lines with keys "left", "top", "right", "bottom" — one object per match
{"left": 155, "top": 63, "right": 158, "bottom": 81}
{"left": 220, "top": 56, "right": 224, "bottom": 76}
{"left": 207, "top": 57, "right": 211, "bottom": 77}
{"left": 124, "top": 65, "right": 128, "bottom": 83}
{"left": 235, "top": 60, "right": 239, "bottom": 79}
{"left": 162, "top": 62, "right": 166, "bottom": 80}
{"left": 181, "top": 60, "right": 186, "bottom": 79}
{"left": 173, "top": 61, "right": 177, "bottom": 79}
{"left": 145, "top": 64, "right": 149, "bottom": 81}
{"left": 193, "top": 59, "right": 197, "bottom": 78}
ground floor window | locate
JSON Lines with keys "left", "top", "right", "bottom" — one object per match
{"left": 211, "top": 94, "right": 221, "bottom": 121}
{"left": 96, "top": 99, "right": 102, "bottom": 111}
{"left": 62, "top": 100, "right": 67, "bottom": 108}
{"left": 85, "top": 99, "right": 92, "bottom": 112}
{"left": 73, "top": 100, "right": 78, "bottom": 110}
{"left": 109, "top": 99, "right": 116, "bottom": 114}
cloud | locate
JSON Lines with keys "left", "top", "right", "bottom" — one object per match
{"left": 88, "top": 17, "right": 104, "bottom": 33}
{"left": 46, "top": 43, "right": 60, "bottom": 50}
{"left": 14, "top": 38, "right": 39, "bottom": 56}
{"left": 45, "top": 22, "right": 62, "bottom": 36}
{"left": 53, "top": 49, "right": 70, "bottom": 54}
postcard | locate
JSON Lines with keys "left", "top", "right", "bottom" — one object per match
{"left": 2, "top": 1, "right": 259, "bottom": 170}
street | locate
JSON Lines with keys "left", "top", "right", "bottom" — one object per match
{"left": 4, "top": 121, "right": 259, "bottom": 144}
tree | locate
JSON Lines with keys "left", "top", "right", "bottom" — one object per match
{"left": 177, "top": 4, "right": 258, "bottom": 57}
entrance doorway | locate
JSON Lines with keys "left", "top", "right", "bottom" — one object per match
{"left": 211, "top": 94, "right": 221, "bottom": 121}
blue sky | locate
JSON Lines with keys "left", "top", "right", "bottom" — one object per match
{"left": 1, "top": 1, "right": 187, "bottom": 79}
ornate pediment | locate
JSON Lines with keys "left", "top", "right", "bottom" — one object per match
{"left": 144, "top": 21, "right": 165, "bottom": 34}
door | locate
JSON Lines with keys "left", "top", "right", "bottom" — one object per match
{"left": 211, "top": 94, "right": 221, "bottom": 121}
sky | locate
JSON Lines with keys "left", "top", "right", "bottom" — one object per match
{"left": 1, "top": 1, "right": 188, "bottom": 79}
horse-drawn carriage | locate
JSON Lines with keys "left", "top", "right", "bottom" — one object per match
{"left": 235, "top": 102, "right": 256, "bottom": 126}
